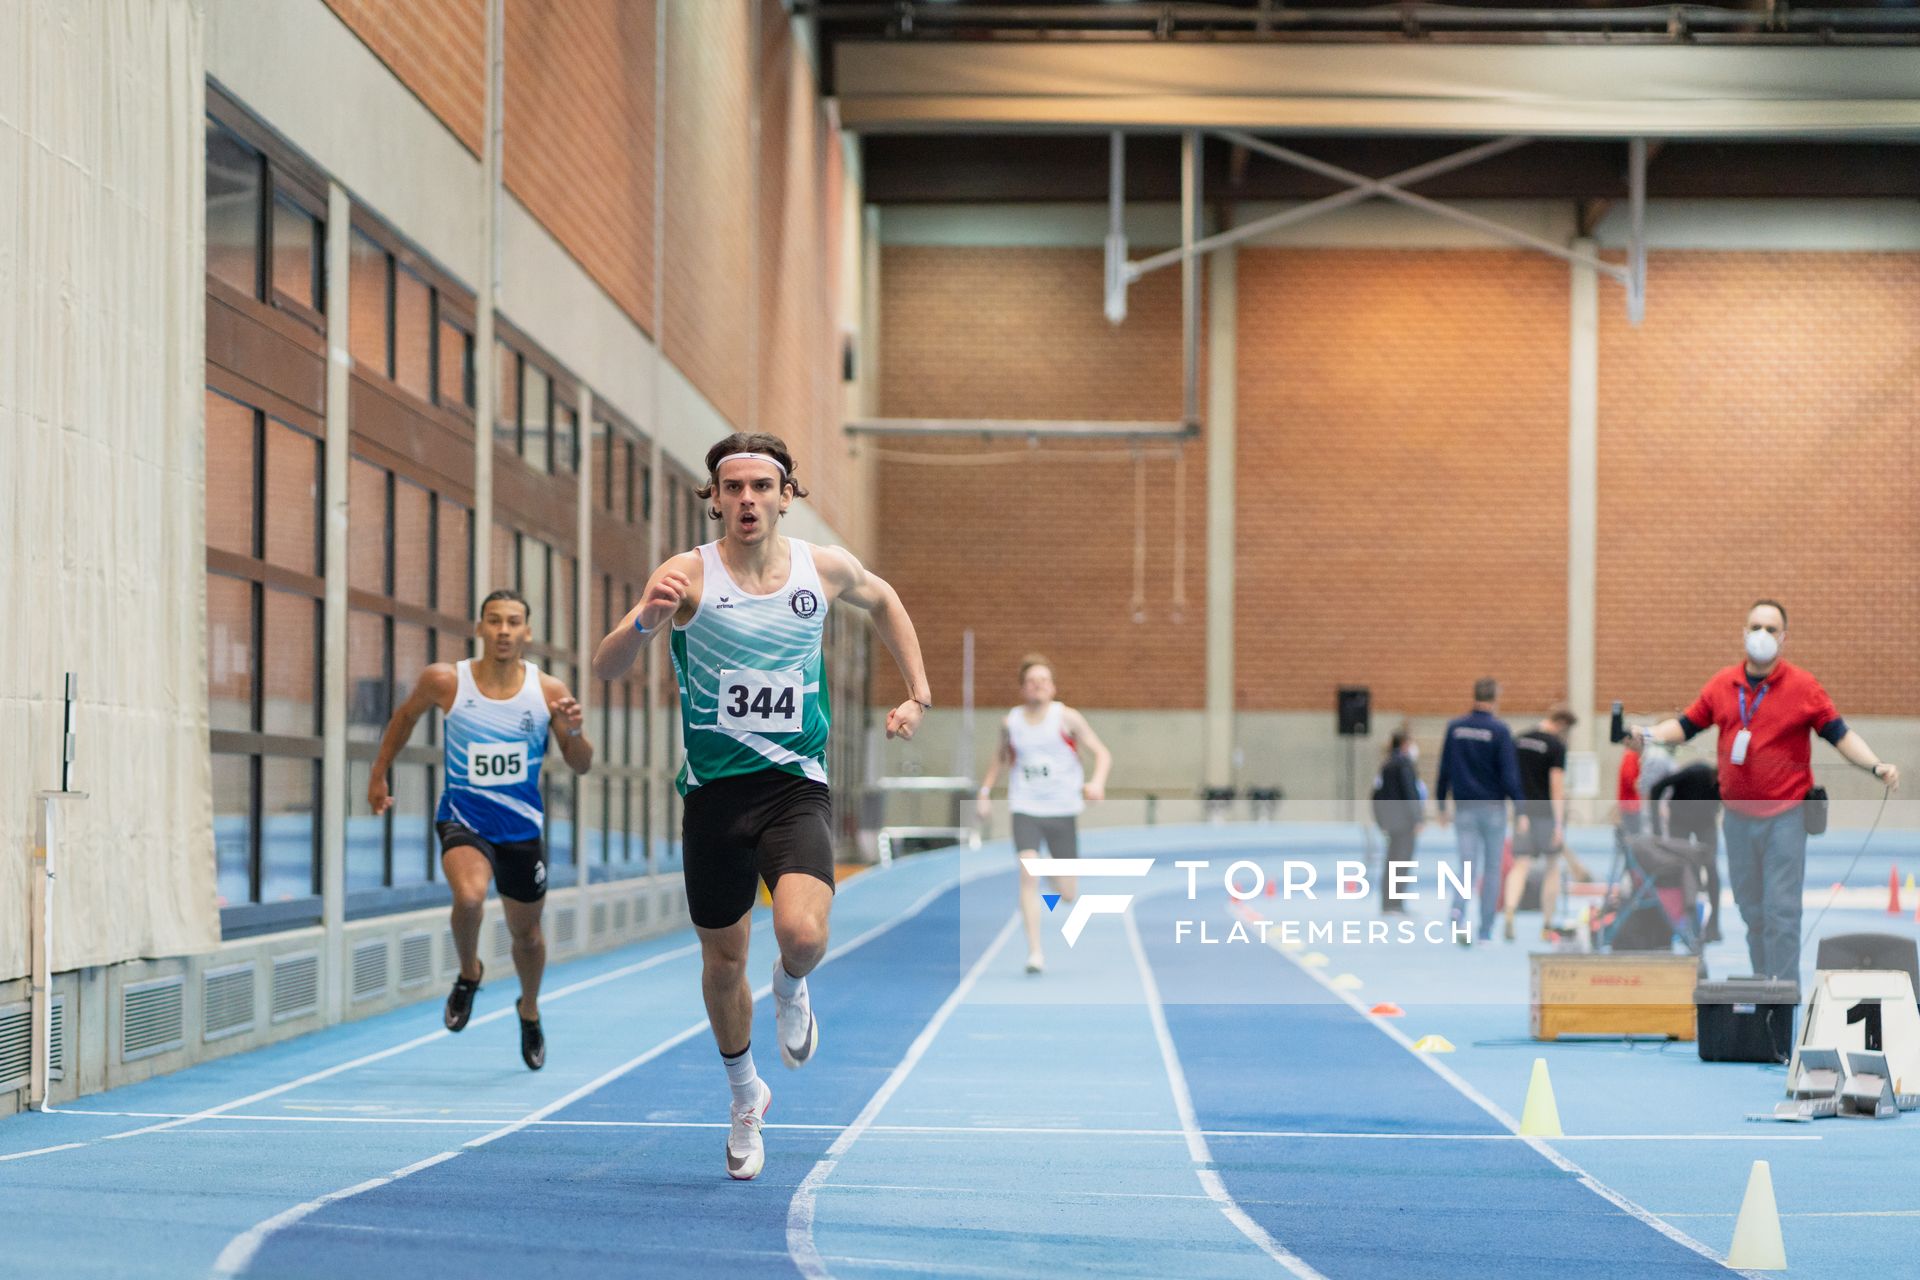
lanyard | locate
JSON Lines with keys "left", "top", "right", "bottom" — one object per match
{"left": 1737, "top": 682, "right": 1769, "bottom": 729}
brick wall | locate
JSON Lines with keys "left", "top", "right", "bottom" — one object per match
{"left": 1235, "top": 249, "right": 1571, "bottom": 717}
{"left": 320, "top": 0, "right": 850, "bottom": 509}
{"left": 874, "top": 246, "right": 1208, "bottom": 710}
{"left": 1596, "top": 251, "right": 1920, "bottom": 717}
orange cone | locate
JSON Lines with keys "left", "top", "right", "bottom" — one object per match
{"left": 1890, "top": 866, "right": 1902, "bottom": 916}
{"left": 1369, "top": 1002, "right": 1406, "bottom": 1017}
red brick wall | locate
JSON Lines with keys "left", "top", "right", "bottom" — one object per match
{"left": 503, "top": 0, "right": 656, "bottom": 331}
{"left": 662, "top": 0, "right": 753, "bottom": 428}
{"left": 322, "top": 1, "right": 484, "bottom": 151}
{"left": 757, "top": 2, "right": 853, "bottom": 541}
{"left": 321, "top": 0, "right": 851, "bottom": 527}
{"left": 1596, "top": 252, "right": 1920, "bottom": 717}
{"left": 1235, "top": 249, "right": 1571, "bottom": 716}
{"left": 873, "top": 246, "right": 1208, "bottom": 710}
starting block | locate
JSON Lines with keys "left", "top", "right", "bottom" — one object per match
{"left": 1789, "top": 969, "right": 1920, "bottom": 1097}
{"left": 1752, "top": 1045, "right": 1920, "bottom": 1122}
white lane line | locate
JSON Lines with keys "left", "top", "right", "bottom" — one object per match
{"left": 1237, "top": 903, "right": 1740, "bottom": 1275}
{"left": 1656, "top": 1209, "right": 1920, "bottom": 1220}
{"left": 210, "top": 1150, "right": 460, "bottom": 1279}
{"left": 1124, "top": 910, "right": 1329, "bottom": 1280}
{"left": 0, "top": 1143, "right": 85, "bottom": 1162}
{"left": 48, "top": 1108, "right": 1825, "bottom": 1143}
{"left": 786, "top": 912, "right": 1021, "bottom": 1280}
{"left": 98, "top": 935, "right": 706, "bottom": 1148}
{"left": 28, "top": 857, "right": 975, "bottom": 1164}
{"left": 208, "top": 870, "right": 978, "bottom": 1276}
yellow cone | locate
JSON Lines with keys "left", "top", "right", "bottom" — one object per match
{"left": 1518, "top": 1057, "right": 1563, "bottom": 1137}
{"left": 1411, "top": 1034, "right": 1455, "bottom": 1053}
{"left": 1726, "top": 1160, "right": 1788, "bottom": 1271}
{"left": 1331, "top": 973, "right": 1364, "bottom": 990}
{"left": 1301, "top": 952, "right": 1330, "bottom": 968}
{"left": 1278, "top": 939, "right": 1305, "bottom": 954}
{"left": 1907, "top": 874, "right": 1916, "bottom": 896}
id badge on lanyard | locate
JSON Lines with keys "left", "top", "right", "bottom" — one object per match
{"left": 1731, "top": 683, "right": 1767, "bottom": 767}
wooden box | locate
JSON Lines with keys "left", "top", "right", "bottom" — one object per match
{"left": 1530, "top": 953, "right": 1699, "bottom": 1041}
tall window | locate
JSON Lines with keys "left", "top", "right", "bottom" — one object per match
{"left": 205, "top": 391, "right": 325, "bottom": 913}
{"left": 346, "top": 460, "right": 474, "bottom": 898}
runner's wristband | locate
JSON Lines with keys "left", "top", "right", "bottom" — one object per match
{"left": 633, "top": 617, "right": 650, "bottom": 636}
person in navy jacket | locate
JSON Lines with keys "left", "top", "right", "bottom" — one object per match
{"left": 1436, "top": 677, "right": 1527, "bottom": 945}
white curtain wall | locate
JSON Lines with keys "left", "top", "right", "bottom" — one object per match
{"left": 1, "top": 0, "right": 218, "bottom": 975}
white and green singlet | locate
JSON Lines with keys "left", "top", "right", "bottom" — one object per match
{"left": 669, "top": 538, "right": 830, "bottom": 795}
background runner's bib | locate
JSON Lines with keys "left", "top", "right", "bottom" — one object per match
{"left": 1005, "top": 702, "right": 1085, "bottom": 817}
{"left": 437, "top": 659, "right": 550, "bottom": 841}
{"left": 671, "top": 538, "right": 830, "bottom": 794}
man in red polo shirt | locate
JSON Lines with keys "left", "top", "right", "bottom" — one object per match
{"left": 1629, "top": 600, "right": 1899, "bottom": 979}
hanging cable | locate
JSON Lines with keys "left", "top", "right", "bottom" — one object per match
{"left": 1170, "top": 445, "right": 1188, "bottom": 625}
{"left": 1131, "top": 448, "right": 1148, "bottom": 624}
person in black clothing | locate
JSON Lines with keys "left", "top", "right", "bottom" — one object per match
{"left": 1371, "top": 729, "right": 1424, "bottom": 915}
{"left": 1502, "top": 703, "right": 1576, "bottom": 942}
{"left": 1647, "top": 761, "right": 1724, "bottom": 943}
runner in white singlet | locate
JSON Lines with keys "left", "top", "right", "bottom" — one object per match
{"left": 976, "top": 656, "right": 1113, "bottom": 975}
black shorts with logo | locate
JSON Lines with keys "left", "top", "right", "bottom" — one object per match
{"left": 681, "top": 768, "right": 836, "bottom": 930}
{"left": 437, "top": 821, "right": 549, "bottom": 903}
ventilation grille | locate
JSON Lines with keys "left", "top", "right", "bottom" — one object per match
{"left": 351, "top": 939, "right": 389, "bottom": 1002}
{"left": 492, "top": 918, "right": 513, "bottom": 960}
{"left": 2, "top": 999, "right": 67, "bottom": 1088}
{"left": 271, "top": 951, "right": 321, "bottom": 1023}
{"left": 613, "top": 900, "right": 629, "bottom": 932}
{"left": 399, "top": 932, "right": 433, "bottom": 988}
{"left": 554, "top": 907, "right": 577, "bottom": 948}
{"left": 591, "top": 902, "right": 608, "bottom": 937}
{"left": 203, "top": 964, "right": 256, "bottom": 1042}
{"left": 49, "top": 997, "right": 63, "bottom": 1082}
{"left": 123, "top": 977, "right": 185, "bottom": 1062}
{"left": 0, "top": 1002, "right": 27, "bottom": 1090}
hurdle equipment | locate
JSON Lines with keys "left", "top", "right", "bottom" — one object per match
{"left": 1518, "top": 1058, "right": 1563, "bottom": 1137}
{"left": 1726, "top": 1160, "right": 1788, "bottom": 1271}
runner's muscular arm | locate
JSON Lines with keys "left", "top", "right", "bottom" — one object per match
{"left": 540, "top": 673, "right": 594, "bottom": 775}
{"left": 369, "top": 664, "right": 457, "bottom": 814}
{"left": 1062, "top": 707, "right": 1112, "bottom": 803}
{"left": 592, "top": 551, "right": 702, "bottom": 682}
{"left": 815, "top": 545, "right": 931, "bottom": 741}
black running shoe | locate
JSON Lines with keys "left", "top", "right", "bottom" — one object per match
{"left": 517, "top": 998, "right": 545, "bottom": 1071}
{"left": 444, "top": 962, "right": 483, "bottom": 1032}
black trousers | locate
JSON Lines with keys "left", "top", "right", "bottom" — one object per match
{"left": 1380, "top": 827, "right": 1417, "bottom": 912}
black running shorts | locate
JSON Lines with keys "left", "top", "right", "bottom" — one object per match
{"left": 1513, "top": 804, "right": 1560, "bottom": 859}
{"left": 437, "top": 821, "right": 549, "bottom": 903}
{"left": 1011, "top": 812, "right": 1079, "bottom": 860}
{"left": 681, "top": 769, "right": 836, "bottom": 930}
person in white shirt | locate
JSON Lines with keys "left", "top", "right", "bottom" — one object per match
{"left": 976, "top": 656, "right": 1113, "bottom": 974}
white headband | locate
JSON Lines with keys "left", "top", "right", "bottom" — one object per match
{"left": 714, "top": 451, "right": 788, "bottom": 478}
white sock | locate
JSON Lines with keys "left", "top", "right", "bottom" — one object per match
{"left": 771, "top": 961, "right": 805, "bottom": 1001}
{"left": 722, "top": 1045, "right": 760, "bottom": 1108}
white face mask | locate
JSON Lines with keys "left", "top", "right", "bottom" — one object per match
{"left": 1745, "top": 629, "right": 1780, "bottom": 665}
{"left": 1404, "top": 743, "right": 1420, "bottom": 762}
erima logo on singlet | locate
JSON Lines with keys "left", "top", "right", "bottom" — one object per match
{"left": 716, "top": 595, "right": 735, "bottom": 610}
